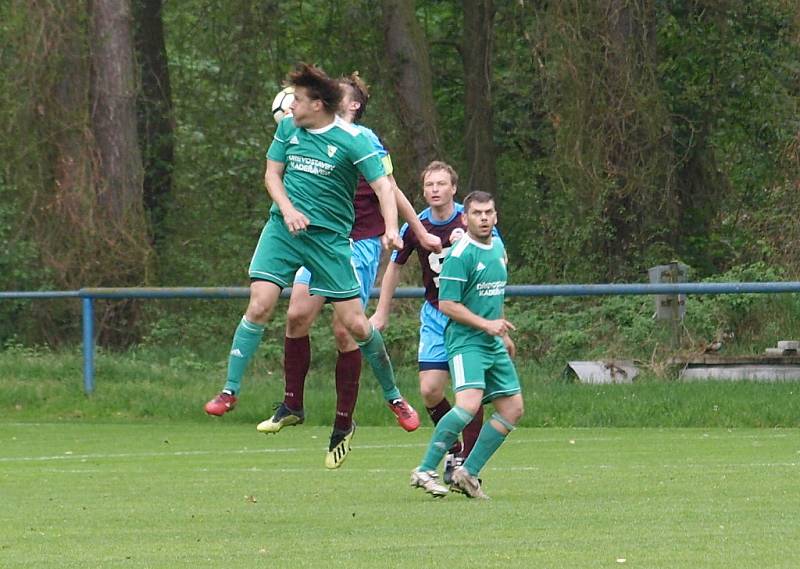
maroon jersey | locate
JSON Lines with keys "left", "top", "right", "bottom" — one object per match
{"left": 391, "top": 204, "right": 467, "bottom": 308}
{"left": 350, "top": 176, "right": 385, "bottom": 240}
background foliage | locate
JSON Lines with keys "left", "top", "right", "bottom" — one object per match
{"left": 2, "top": 0, "right": 800, "bottom": 363}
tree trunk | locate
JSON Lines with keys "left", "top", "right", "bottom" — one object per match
{"left": 133, "top": 0, "right": 174, "bottom": 246}
{"left": 90, "top": 0, "right": 145, "bottom": 221}
{"left": 382, "top": 0, "right": 442, "bottom": 176}
{"left": 463, "top": 0, "right": 497, "bottom": 198}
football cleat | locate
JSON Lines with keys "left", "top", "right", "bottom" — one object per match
{"left": 410, "top": 467, "right": 448, "bottom": 497}
{"left": 256, "top": 402, "right": 305, "bottom": 433}
{"left": 451, "top": 466, "right": 489, "bottom": 500}
{"left": 324, "top": 423, "right": 356, "bottom": 469}
{"left": 387, "top": 398, "right": 420, "bottom": 432}
{"left": 443, "top": 453, "right": 463, "bottom": 486}
{"left": 204, "top": 392, "right": 237, "bottom": 416}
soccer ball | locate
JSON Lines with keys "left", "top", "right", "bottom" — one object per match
{"left": 271, "top": 86, "right": 294, "bottom": 123}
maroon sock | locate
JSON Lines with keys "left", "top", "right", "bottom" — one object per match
{"left": 461, "top": 405, "right": 485, "bottom": 459}
{"left": 333, "top": 349, "right": 361, "bottom": 432}
{"left": 283, "top": 336, "right": 310, "bottom": 410}
{"left": 425, "top": 397, "right": 452, "bottom": 425}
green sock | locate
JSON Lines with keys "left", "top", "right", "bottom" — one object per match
{"left": 223, "top": 317, "right": 265, "bottom": 394}
{"left": 420, "top": 406, "right": 473, "bottom": 472}
{"left": 356, "top": 325, "right": 400, "bottom": 402}
{"left": 462, "top": 420, "right": 508, "bottom": 476}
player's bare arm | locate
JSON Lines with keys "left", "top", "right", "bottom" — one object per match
{"left": 369, "top": 261, "right": 403, "bottom": 331}
{"left": 265, "top": 159, "right": 309, "bottom": 234}
{"left": 391, "top": 176, "right": 442, "bottom": 253}
{"left": 439, "top": 299, "right": 516, "bottom": 336}
{"left": 369, "top": 175, "right": 402, "bottom": 250}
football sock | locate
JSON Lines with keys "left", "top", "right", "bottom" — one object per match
{"left": 462, "top": 418, "right": 509, "bottom": 477}
{"left": 425, "top": 397, "right": 452, "bottom": 425}
{"left": 461, "top": 405, "right": 485, "bottom": 459}
{"left": 427, "top": 398, "right": 461, "bottom": 455}
{"left": 356, "top": 325, "right": 400, "bottom": 402}
{"left": 283, "top": 336, "right": 310, "bottom": 410}
{"left": 223, "top": 317, "right": 265, "bottom": 394}
{"left": 420, "top": 406, "right": 473, "bottom": 472}
{"left": 333, "top": 349, "right": 361, "bottom": 432}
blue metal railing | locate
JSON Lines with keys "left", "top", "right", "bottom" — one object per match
{"left": 4, "top": 281, "right": 800, "bottom": 394}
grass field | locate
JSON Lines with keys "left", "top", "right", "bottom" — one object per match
{"left": 1, "top": 421, "right": 798, "bottom": 568}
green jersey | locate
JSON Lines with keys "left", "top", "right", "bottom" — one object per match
{"left": 438, "top": 235, "right": 508, "bottom": 355}
{"left": 267, "top": 115, "right": 386, "bottom": 237}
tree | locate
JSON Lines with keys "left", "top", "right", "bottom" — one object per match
{"left": 462, "top": 0, "right": 497, "bottom": 197}
{"left": 91, "top": 0, "right": 145, "bottom": 221}
{"left": 133, "top": 0, "right": 174, "bottom": 246}
{"left": 382, "top": 0, "right": 443, "bottom": 175}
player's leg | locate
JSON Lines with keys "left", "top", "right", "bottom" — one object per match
{"left": 284, "top": 272, "right": 324, "bottom": 411}
{"left": 204, "top": 280, "right": 281, "bottom": 415}
{"left": 455, "top": 355, "right": 523, "bottom": 499}
{"left": 205, "top": 218, "right": 299, "bottom": 416}
{"left": 332, "top": 298, "right": 420, "bottom": 431}
{"left": 324, "top": 311, "right": 360, "bottom": 469}
{"left": 418, "top": 302, "right": 461, "bottom": 452}
{"left": 412, "top": 383, "right": 482, "bottom": 498}
{"left": 324, "top": 237, "right": 378, "bottom": 468}
{"left": 304, "top": 228, "right": 419, "bottom": 431}
{"left": 257, "top": 271, "right": 324, "bottom": 432}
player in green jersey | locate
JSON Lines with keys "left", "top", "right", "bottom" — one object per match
{"left": 204, "top": 63, "right": 415, "bottom": 432}
{"left": 410, "top": 191, "right": 524, "bottom": 499}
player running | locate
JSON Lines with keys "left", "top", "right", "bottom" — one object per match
{"left": 409, "top": 191, "right": 523, "bottom": 499}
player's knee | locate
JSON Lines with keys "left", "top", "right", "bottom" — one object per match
{"left": 419, "top": 380, "right": 444, "bottom": 406}
{"left": 286, "top": 304, "right": 312, "bottom": 336}
{"left": 332, "top": 321, "right": 355, "bottom": 351}
{"left": 341, "top": 314, "right": 370, "bottom": 341}
{"left": 245, "top": 296, "right": 275, "bottom": 323}
{"left": 503, "top": 401, "right": 524, "bottom": 426}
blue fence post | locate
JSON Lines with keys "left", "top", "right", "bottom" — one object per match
{"left": 81, "top": 296, "right": 95, "bottom": 394}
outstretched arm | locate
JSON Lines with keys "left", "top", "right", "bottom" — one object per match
{"left": 370, "top": 261, "right": 403, "bottom": 331}
{"left": 368, "top": 175, "right": 401, "bottom": 250}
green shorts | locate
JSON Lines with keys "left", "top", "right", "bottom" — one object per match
{"left": 449, "top": 349, "right": 521, "bottom": 404}
{"left": 248, "top": 214, "right": 361, "bottom": 299}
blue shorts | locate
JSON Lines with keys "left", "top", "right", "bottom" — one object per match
{"left": 418, "top": 301, "right": 449, "bottom": 370}
{"left": 294, "top": 236, "right": 382, "bottom": 308}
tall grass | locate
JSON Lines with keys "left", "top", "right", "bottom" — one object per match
{"left": 2, "top": 346, "right": 798, "bottom": 427}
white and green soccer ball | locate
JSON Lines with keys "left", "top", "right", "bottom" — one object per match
{"left": 271, "top": 86, "right": 294, "bottom": 123}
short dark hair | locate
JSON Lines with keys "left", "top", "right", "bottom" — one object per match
{"left": 339, "top": 72, "right": 369, "bottom": 121}
{"left": 288, "top": 63, "right": 342, "bottom": 114}
{"left": 420, "top": 160, "right": 459, "bottom": 187}
{"left": 463, "top": 190, "right": 494, "bottom": 213}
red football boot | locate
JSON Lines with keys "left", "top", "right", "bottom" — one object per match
{"left": 387, "top": 398, "right": 420, "bottom": 432}
{"left": 204, "top": 392, "right": 237, "bottom": 416}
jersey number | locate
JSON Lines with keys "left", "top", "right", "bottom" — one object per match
{"left": 428, "top": 247, "right": 451, "bottom": 288}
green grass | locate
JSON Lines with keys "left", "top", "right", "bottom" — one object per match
{"left": 2, "top": 349, "right": 799, "bottom": 427}
{"left": 1, "top": 422, "right": 798, "bottom": 568}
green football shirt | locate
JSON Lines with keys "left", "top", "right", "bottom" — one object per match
{"left": 267, "top": 115, "right": 386, "bottom": 237}
{"left": 438, "top": 235, "right": 509, "bottom": 354}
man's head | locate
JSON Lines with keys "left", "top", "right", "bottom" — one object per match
{"left": 462, "top": 190, "right": 497, "bottom": 242}
{"left": 420, "top": 161, "right": 458, "bottom": 209}
{"left": 288, "top": 63, "right": 342, "bottom": 127}
{"left": 338, "top": 72, "right": 369, "bottom": 122}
